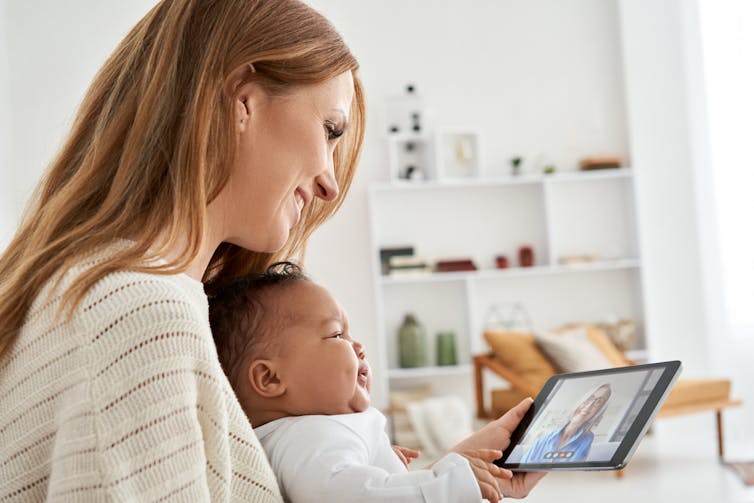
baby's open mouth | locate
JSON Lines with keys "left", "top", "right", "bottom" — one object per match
{"left": 357, "top": 362, "right": 369, "bottom": 386}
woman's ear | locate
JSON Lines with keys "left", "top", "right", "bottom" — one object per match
{"left": 225, "top": 63, "right": 258, "bottom": 132}
{"left": 248, "top": 359, "right": 286, "bottom": 398}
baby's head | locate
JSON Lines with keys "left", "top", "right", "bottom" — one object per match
{"left": 209, "top": 262, "right": 371, "bottom": 426}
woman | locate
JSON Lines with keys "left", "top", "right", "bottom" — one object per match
{"left": 0, "top": 1, "right": 542, "bottom": 500}
{"left": 521, "top": 383, "right": 612, "bottom": 463}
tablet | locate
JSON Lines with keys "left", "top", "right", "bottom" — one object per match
{"left": 496, "top": 360, "right": 681, "bottom": 471}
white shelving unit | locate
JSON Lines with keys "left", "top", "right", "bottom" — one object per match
{"left": 368, "top": 167, "right": 645, "bottom": 405}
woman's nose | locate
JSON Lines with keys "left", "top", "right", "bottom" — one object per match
{"left": 353, "top": 341, "right": 366, "bottom": 360}
{"left": 314, "top": 162, "right": 339, "bottom": 202}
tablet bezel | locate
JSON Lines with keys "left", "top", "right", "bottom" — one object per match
{"left": 496, "top": 360, "right": 682, "bottom": 471}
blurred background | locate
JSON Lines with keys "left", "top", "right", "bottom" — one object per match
{"left": 1, "top": 0, "right": 753, "bottom": 500}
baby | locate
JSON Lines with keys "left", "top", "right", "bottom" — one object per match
{"left": 208, "top": 262, "right": 511, "bottom": 503}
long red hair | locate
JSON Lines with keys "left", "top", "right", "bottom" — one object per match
{"left": 0, "top": 0, "right": 365, "bottom": 361}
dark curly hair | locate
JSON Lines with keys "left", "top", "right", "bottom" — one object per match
{"left": 208, "top": 261, "right": 309, "bottom": 387}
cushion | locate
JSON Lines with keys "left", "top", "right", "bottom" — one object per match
{"left": 406, "top": 396, "right": 472, "bottom": 457}
{"left": 582, "top": 325, "right": 631, "bottom": 367}
{"left": 483, "top": 330, "right": 557, "bottom": 390}
{"left": 388, "top": 386, "right": 433, "bottom": 449}
{"left": 534, "top": 325, "right": 615, "bottom": 372}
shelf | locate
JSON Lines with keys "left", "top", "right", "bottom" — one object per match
{"left": 387, "top": 364, "right": 473, "bottom": 380}
{"left": 370, "top": 167, "right": 632, "bottom": 193}
{"left": 543, "top": 168, "right": 633, "bottom": 183}
{"left": 379, "top": 258, "right": 641, "bottom": 285}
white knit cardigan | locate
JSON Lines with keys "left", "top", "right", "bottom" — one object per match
{"left": 0, "top": 249, "right": 282, "bottom": 502}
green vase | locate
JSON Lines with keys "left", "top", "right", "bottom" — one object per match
{"left": 398, "top": 314, "right": 427, "bottom": 368}
{"left": 436, "top": 331, "right": 457, "bottom": 366}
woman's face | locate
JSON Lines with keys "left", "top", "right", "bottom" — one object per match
{"left": 216, "top": 71, "right": 355, "bottom": 252}
{"left": 568, "top": 385, "right": 611, "bottom": 430}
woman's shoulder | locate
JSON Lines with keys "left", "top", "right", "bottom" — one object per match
{"left": 73, "top": 268, "right": 215, "bottom": 360}
{"left": 82, "top": 268, "right": 207, "bottom": 319}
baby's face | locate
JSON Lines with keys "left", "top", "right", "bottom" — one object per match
{"left": 273, "top": 281, "right": 371, "bottom": 415}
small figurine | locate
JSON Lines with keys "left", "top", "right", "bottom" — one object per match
{"left": 402, "top": 165, "right": 425, "bottom": 181}
{"left": 411, "top": 111, "right": 421, "bottom": 133}
{"left": 495, "top": 255, "right": 509, "bottom": 269}
{"left": 510, "top": 156, "right": 523, "bottom": 176}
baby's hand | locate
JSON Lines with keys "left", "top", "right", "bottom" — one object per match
{"left": 457, "top": 449, "right": 512, "bottom": 503}
{"left": 391, "top": 445, "right": 421, "bottom": 468}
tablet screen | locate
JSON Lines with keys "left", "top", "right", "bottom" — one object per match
{"left": 498, "top": 361, "right": 681, "bottom": 470}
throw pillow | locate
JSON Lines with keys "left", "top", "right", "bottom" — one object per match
{"left": 534, "top": 325, "right": 615, "bottom": 372}
{"left": 483, "top": 330, "right": 557, "bottom": 390}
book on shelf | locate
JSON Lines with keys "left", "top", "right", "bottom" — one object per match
{"left": 387, "top": 255, "right": 430, "bottom": 276}
{"left": 435, "top": 258, "right": 477, "bottom": 272}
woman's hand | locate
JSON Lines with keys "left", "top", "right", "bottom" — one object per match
{"left": 457, "top": 448, "right": 511, "bottom": 503}
{"left": 391, "top": 445, "right": 420, "bottom": 468}
{"left": 452, "top": 397, "right": 546, "bottom": 499}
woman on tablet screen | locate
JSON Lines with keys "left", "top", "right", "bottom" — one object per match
{"left": 521, "top": 383, "right": 612, "bottom": 463}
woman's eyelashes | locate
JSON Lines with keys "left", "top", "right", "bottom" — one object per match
{"left": 324, "top": 120, "right": 344, "bottom": 141}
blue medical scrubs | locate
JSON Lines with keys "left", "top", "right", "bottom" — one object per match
{"left": 519, "top": 426, "right": 594, "bottom": 463}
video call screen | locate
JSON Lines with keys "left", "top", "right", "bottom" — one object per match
{"left": 505, "top": 366, "right": 666, "bottom": 464}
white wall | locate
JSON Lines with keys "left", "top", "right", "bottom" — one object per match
{"left": 1, "top": 0, "right": 157, "bottom": 246}
{"left": 618, "top": 0, "right": 711, "bottom": 375}
{"left": 0, "top": 1, "right": 13, "bottom": 247}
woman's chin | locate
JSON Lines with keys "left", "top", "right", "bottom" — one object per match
{"left": 227, "top": 230, "right": 289, "bottom": 254}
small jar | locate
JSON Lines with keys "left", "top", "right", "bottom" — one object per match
{"left": 436, "top": 331, "right": 458, "bottom": 366}
{"left": 518, "top": 246, "right": 534, "bottom": 267}
{"left": 398, "top": 314, "right": 427, "bottom": 368}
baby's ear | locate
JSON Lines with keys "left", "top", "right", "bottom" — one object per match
{"left": 248, "top": 360, "right": 286, "bottom": 398}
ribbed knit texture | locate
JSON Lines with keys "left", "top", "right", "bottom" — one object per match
{"left": 0, "top": 246, "right": 282, "bottom": 502}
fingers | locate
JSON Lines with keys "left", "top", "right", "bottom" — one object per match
{"left": 392, "top": 445, "right": 421, "bottom": 467}
{"left": 478, "top": 479, "right": 502, "bottom": 503}
{"left": 467, "top": 459, "right": 503, "bottom": 502}
{"left": 463, "top": 453, "right": 513, "bottom": 503}
{"left": 498, "top": 470, "right": 548, "bottom": 499}
{"left": 492, "top": 397, "right": 534, "bottom": 438}
{"left": 450, "top": 398, "right": 535, "bottom": 457}
{"left": 391, "top": 446, "right": 409, "bottom": 468}
{"left": 396, "top": 450, "right": 408, "bottom": 467}
{"left": 469, "top": 455, "right": 513, "bottom": 480}
{"left": 400, "top": 447, "right": 421, "bottom": 459}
